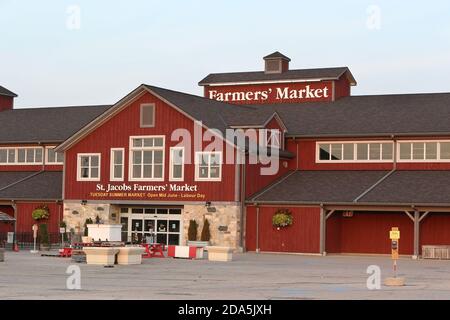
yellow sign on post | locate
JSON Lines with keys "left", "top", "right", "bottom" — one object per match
{"left": 389, "top": 228, "right": 400, "bottom": 240}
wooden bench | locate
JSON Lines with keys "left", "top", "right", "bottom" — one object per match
{"left": 206, "top": 246, "right": 233, "bottom": 262}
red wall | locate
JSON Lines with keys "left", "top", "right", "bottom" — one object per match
{"left": 334, "top": 74, "right": 351, "bottom": 99}
{"left": 420, "top": 213, "right": 450, "bottom": 252}
{"left": 326, "top": 211, "right": 414, "bottom": 255}
{"left": 204, "top": 81, "right": 334, "bottom": 105}
{"left": 15, "top": 202, "right": 62, "bottom": 233}
{"left": 246, "top": 206, "right": 320, "bottom": 253}
{"left": 64, "top": 91, "right": 238, "bottom": 202}
{"left": 0, "top": 95, "right": 13, "bottom": 112}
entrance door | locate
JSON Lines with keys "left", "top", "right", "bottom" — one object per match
{"left": 120, "top": 207, "right": 182, "bottom": 245}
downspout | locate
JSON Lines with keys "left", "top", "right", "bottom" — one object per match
{"left": 295, "top": 138, "right": 299, "bottom": 170}
{"left": 256, "top": 204, "right": 260, "bottom": 253}
{"left": 353, "top": 135, "right": 398, "bottom": 202}
{"left": 240, "top": 156, "right": 247, "bottom": 252}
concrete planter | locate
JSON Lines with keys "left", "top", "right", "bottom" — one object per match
{"left": 206, "top": 246, "right": 233, "bottom": 262}
{"left": 117, "top": 247, "right": 145, "bottom": 265}
{"left": 83, "top": 247, "right": 119, "bottom": 265}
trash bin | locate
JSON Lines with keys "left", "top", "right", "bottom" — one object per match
{"left": 0, "top": 248, "right": 5, "bottom": 262}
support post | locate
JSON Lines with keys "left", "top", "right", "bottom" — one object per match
{"left": 413, "top": 210, "right": 420, "bottom": 259}
{"left": 319, "top": 207, "right": 326, "bottom": 256}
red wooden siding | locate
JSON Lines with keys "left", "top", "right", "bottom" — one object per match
{"left": 420, "top": 213, "right": 450, "bottom": 253}
{"left": 0, "top": 95, "right": 14, "bottom": 112}
{"left": 204, "top": 81, "right": 334, "bottom": 105}
{"left": 15, "top": 202, "right": 62, "bottom": 233}
{"left": 326, "top": 211, "right": 414, "bottom": 255}
{"left": 246, "top": 206, "right": 320, "bottom": 253}
{"left": 64, "top": 91, "right": 237, "bottom": 202}
{"left": 334, "top": 74, "right": 351, "bottom": 99}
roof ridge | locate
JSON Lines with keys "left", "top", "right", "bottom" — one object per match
{"left": 143, "top": 84, "right": 259, "bottom": 111}
{"left": 202, "top": 66, "right": 349, "bottom": 77}
{"left": 10, "top": 104, "right": 112, "bottom": 111}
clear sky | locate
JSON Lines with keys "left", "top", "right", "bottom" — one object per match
{"left": 1, "top": 0, "right": 450, "bottom": 108}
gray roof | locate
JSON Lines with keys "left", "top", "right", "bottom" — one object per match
{"left": 225, "top": 92, "right": 450, "bottom": 137}
{"left": 144, "top": 84, "right": 259, "bottom": 135}
{"left": 0, "top": 105, "right": 111, "bottom": 143}
{"left": 0, "top": 85, "right": 17, "bottom": 97}
{"left": 0, "top": 171, "right": 62, "bottom": 200}
{"left": 249, "top": 170, "right": 450, "bottom": 206}
{"left": 263, "top": 51, "right": 291, "bottom": 61}
{"left": 199, "top": 67, "right": 354, "bottom": 85}
{"left": 359, "top": 171, "right": 450, "bottom": 205}
{"left": 249, "top": 170, "right": 388, "bottom": 203}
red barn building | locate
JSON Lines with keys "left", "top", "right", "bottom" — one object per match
{"left": 2, "top": 52, "right": 450, "bottom": 258}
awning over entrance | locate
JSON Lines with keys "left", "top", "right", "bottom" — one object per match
{"left": 0, "top": 212, "right": 15, "bottom": 222}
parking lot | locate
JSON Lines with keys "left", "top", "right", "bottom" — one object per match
{"left": 1, "top": 251, "right": 450, "bottom": 299}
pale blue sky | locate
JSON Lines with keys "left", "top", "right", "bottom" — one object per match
{"left": 1, "top": 0, "right": 450, "bottom": 108}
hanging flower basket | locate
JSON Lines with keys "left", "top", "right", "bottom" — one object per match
{"left": 32, "top": 205, "right": 50, "bottom": 221}
{"left": 272, "top": 209, "right": 293, "bottom": 229}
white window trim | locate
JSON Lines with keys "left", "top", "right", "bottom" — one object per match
{"left": 128, "top": 135, "right": 165, "bottom": 182}
{"left": 77, "top": 153, "right": 101, "bottom": 182}
{"left": 45, "top": 146, "right": 64, "bottom": 164}
{"left": 315, "top": 141, "right": 395, "bottom": 163}
{"left": 195, "top": 151, "right": 222, "bottom": 182}
{"left": 140, "top": 103, "right": 155, "bottom": 128}
{"left": 169, "top": 147, "right": 184, "bottom": 182}
{"left": 259, "top": 129, "right": 283, "bottom": 149}
{"left": 0, "top": 146, "right": 44, "bottom": 165}
{"left": 396, "top": 140, "right": 450, "bottom": 163}
{"left": 110, "top": 148, "right": 125, "bottom": 182}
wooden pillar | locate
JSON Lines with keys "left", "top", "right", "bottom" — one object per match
{"left": 413, "top": 210, "right": 420, "bottom": 259}
{"left": 320, "top": 207, "right": 326, "bottom": 256}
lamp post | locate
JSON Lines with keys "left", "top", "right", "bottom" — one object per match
{"left": 30, "top": 224, "right": 38, "bottom": 253}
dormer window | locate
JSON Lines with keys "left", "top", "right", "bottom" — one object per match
{"left": 263, "top": 51, "right": 291, "bottom": 74}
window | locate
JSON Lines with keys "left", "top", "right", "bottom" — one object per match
{"left": 195, "top": 152, "right": 222, "bottom": 181}
{"left": 77, "top": 154, "right": 101, "bottom": 181}
{"left": 267, "top": 130, "right": 281, "bottom": 148}
{"left": 110, "top": 148, "right": 124, "bottom": 181}
{"left": 0, "top": 147, "right": 43, "bottom": 165}
{"left": 318, "top": 142, "right": 393, "bottom": 162}
{"left": 398, "top": 141, "right": 450, "bottom": 162}
{"left": 140, "top": 104, "right": 155, "bottom": 128}
{"left": 46, "top": 147, "right": 64, "bottom": 164}
{"left": 169, "top": 147, "right": 184, "bottom": 181}
{"left": 130, "top": 136, "right": 164, "bottom": 181}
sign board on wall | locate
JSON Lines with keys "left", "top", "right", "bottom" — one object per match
{"left": 205, "top": 81, "right": 333, "bottom": 105}
{"left": 88, "top": 183, "right": 206, "bottom": 200}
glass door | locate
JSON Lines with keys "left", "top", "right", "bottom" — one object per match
{"left": 119, "top": 207, "right": 182, "bottom": 245}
